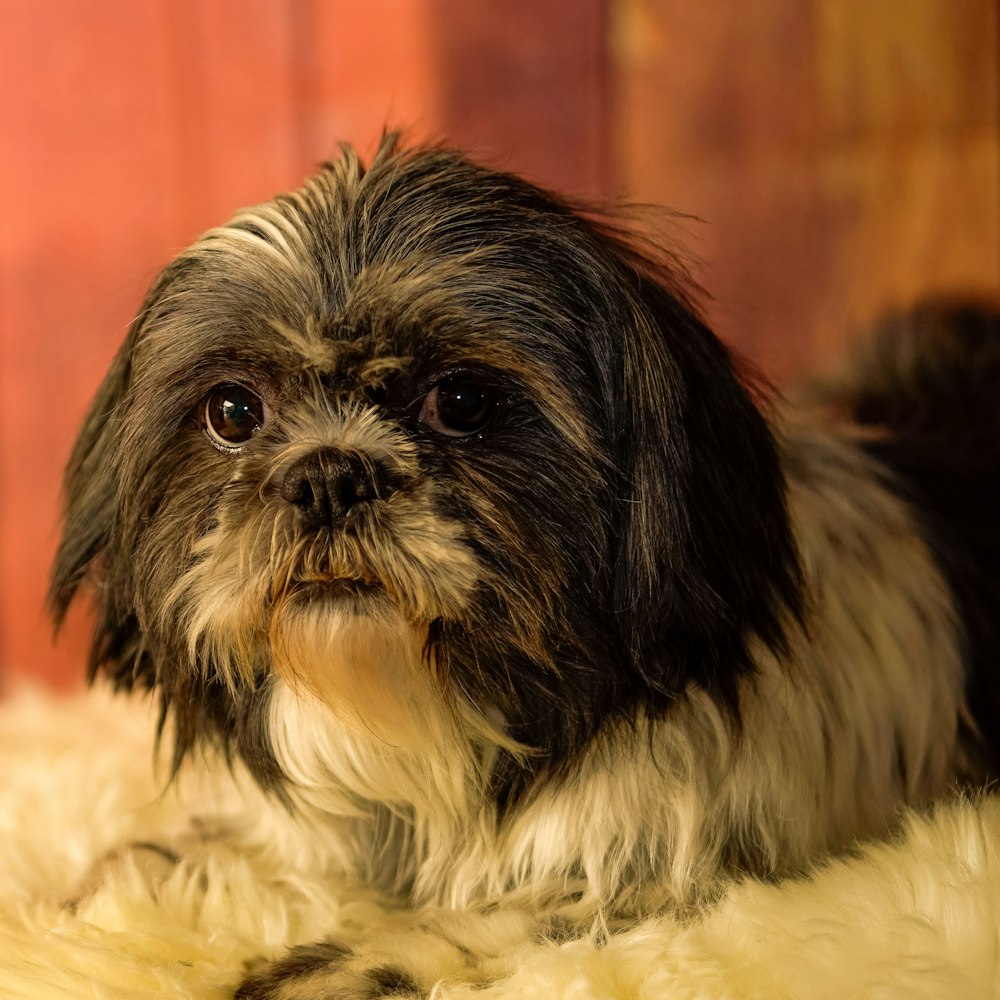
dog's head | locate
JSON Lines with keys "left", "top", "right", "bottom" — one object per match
{"left": 50, "top": 138, "right": 801, "bottom": 805}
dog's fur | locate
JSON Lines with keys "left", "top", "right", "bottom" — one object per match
{"left": 49, "top": 136, "right": 1000, "bottom": 997}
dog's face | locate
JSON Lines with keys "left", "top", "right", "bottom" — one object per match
{"left": 51, "top": 139, "right": 800, "bottom": 805}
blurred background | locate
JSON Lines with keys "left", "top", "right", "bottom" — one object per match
{"left": 1, "top": 0, "right": 998, "bottom": 688}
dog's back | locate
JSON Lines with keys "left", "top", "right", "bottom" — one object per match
{"left": 817, "top": 300, "right": 1000, "bottom": 774}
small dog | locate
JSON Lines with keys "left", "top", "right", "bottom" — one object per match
{"left": 51, "top": 135, "right": 1000, "bottom": 998}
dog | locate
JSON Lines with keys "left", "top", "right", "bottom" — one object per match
{"left": 49, "top": 135, "right": 1000, "bottom": 998}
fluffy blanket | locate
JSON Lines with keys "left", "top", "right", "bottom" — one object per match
{"left": 1, "top": 688, "right": 999, "bottom": 999}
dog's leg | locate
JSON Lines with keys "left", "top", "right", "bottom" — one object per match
{"left": 234, "top": 907, "right": 547, "bottom": 1000}
{"left": 62, "top": 840, "right": 183, "bottom": 911}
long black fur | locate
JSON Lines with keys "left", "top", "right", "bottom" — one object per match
{"left": 819, "top": 300, "right": 1000, "bottom": 771}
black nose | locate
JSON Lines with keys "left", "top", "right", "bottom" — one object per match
{"left": 280, "top": 447, "right": 395, "bottom": 528}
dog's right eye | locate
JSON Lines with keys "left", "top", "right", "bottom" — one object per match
{"left": 419, "top": 375, "right": 498, "bottom": 438}
{"left": 202, "top": 383, "right": 265, "bottom": 452}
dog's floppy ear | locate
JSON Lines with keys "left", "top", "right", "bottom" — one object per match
{"left": 48, "top": 278, "right": 168, "bottom": 689}
{"left": 606, "top": 258, "right": 803, "bottom": 705}
{"left": 49, "top": 339, "right": 133, "bottom": 628}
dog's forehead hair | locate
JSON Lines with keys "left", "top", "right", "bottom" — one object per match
{"left": 136, "top": 243, "right": 592, "bottom": 432}
{"left": 125, "top": 142, "right": 620, "bottom": 457}
{"left": 131, "top": 248, "right": 531, "bottom": 401}
{"left": 162, "top": 138, "right": 607, "bottom": 348}
{"left": 257, "top": 316, "right": 408, "bottom": 386}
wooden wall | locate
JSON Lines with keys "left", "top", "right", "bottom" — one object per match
{"left": 615, "top": 0, "right": 1000, "bottom": 379}
{"left": 1, "top": 0, "right": 997, "bottom": 687}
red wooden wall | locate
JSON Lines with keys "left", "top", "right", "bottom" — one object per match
{"left": 1, "top": 1, "right": 998, "bottom": 688}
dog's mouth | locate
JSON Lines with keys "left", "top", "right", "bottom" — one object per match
{"left": 284, "top": 570, "right": 388, "bottom": 611}
{"left": 295, "top": 576, "right": 381, "bottom": 598}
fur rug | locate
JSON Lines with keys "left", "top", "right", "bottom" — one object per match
{"left": 1, "top": 687, "right": 999, "bottom": 999}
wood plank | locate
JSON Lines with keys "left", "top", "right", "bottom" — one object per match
{"left": 0, "top": 0, "right": 179, "bottom": 687}
{"left": 429, "top": 0, "right": 610, "bottom": 195}
{"left": 613, "top": 0, "right": 1000, "bottom": 382}
{"left": 161, "top": 0, "right": 302, "bottom": 242}
{"left": 291, "top": 0, "right": 443, "bottom": 162}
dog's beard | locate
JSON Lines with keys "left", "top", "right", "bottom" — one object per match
{"left": 269, "top": 595, "right": 434, "bottom": 747}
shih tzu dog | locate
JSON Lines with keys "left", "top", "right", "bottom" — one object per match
{"left": 50, "top": 135, "right": 999, "bottom": 998}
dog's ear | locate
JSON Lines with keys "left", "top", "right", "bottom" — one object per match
{"left": 48, "top": 273, "right": 169, "bottom": 689}
{"left": 49, "top": 339, "right": 133, "bottom": 627}
{"left": 606, "top": 262, "right": 803, "bottom": 705}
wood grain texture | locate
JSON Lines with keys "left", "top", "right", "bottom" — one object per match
{"left": 613, "top": 0, "right": 1000, "bottom": 381}
{"left": 430, "top": 0, "right": 610, "bottom": 195}
{"left": 1, "top": 0, "right": 181, "bottom": 687}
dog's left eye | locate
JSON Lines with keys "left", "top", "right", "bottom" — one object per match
{"left": 202, "top": 383, "right": 265, "bottom": 451}
{"left": 420, "top": 375, "right": 497, "bottom": 438}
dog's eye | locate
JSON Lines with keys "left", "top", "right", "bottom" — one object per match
{"left": 202, "top": 383, "right": 265, "bottom": 451}
{"left": 420, "top": 376, "right": 497, "bottom": 438}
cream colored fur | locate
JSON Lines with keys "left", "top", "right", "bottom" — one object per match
{"left": 1, "top": 685, "right": 998, "bottom": 999}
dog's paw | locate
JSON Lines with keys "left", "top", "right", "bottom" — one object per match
{"left": 63, "top": 840, "right": 183, "bottom": 911}
{"left": 234, "top": 909, "right": 541, "bottom": 1000}
{"left": 235, "top": 940, "right": 421, "bottom": 1000}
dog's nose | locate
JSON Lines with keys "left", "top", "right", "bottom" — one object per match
{"left": 280, "top": 447, "right": 396, "bottom": 528}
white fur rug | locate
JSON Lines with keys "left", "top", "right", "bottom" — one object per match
{"left": 2, "top": 687, "right": 999, "bottom": 999}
